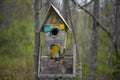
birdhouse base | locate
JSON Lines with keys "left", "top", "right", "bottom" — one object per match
{"left": 38, "top": 56, "right": 76, "bottom": 78}
{"left": 38, "top": 74, "right": 75, "bottom": 79}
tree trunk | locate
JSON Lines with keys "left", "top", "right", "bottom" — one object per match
{"left": 88, "top": 0, "right": 99, "bottom": 80}
{"left": 112, "top": 0, "right": 120, "bottom": 79}
{"left": 34, "top": 0, "right": 40, "bottom": 80}
{"left": 45, "top": 0, "right": 51, "bottom": 10}
{"left": 113, "top": 0, "right": 120, "bottom": 60}
{"left": 62, "top": 0, "right": 68, "bottom": 20}
{"left": 82, "top": 0, "right": 88, "bottom": 60}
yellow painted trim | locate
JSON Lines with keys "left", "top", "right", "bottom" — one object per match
{"left": 59, "top": 24, "right": 65, "bottom": 30}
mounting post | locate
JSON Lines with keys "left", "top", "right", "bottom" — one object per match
{"left": 34, "top": 0, "right": 40, "bottom": 80}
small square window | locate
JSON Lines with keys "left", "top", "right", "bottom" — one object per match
{"left": 59, "top": 24, "right": 65, "bottom": 30}
{"left": 44, "top": 25, "right": 51, "bottom": 32}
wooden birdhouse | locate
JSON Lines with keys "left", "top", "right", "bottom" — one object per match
{"left": 40, "top": 4, "right": 71, "bottom": 60}
{"left": 38, "top": 4, "right": 77, "bottom": 79}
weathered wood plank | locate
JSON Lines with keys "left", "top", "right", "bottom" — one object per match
{"left": 38, "top": 74, "right": 74, "bottom": 78}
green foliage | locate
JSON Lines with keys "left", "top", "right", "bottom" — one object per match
{"left": 0, "top": 19, "right": 34, "bottom": 55}
{"left": 96, "top": 63, "right": 113, "bottom": 75}
{"left": 0, "top": 18, "right": 34, "bottom": 79}
{"left": 0, "top": 0, "right": 35, "bottom": 79}
{"left": 0, "top": 15, "right": 3, "bottom": 21}
{"left": 111, "top": 51, "right": 120, "bottom": 80}
{"left": 82, "top": 63, "right": 90, "bottom": 80}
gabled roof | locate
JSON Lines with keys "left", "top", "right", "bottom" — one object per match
{"left": 40, "top": 4, "right": 71, "bottom": 32}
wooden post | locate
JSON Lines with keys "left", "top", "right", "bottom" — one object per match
{"left": 34, "top": 0, "right": 40, "bottom": 80}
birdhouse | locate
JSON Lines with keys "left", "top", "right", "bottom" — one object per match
{"left": 38, "top": 4, "right": 77, "bottom": 79}
{"left": 40, "top": 4, "right": 71, "bottom": 60}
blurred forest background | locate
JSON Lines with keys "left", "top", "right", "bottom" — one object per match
{"left": 0, "top": 0, "right": 120, "bottom": 80}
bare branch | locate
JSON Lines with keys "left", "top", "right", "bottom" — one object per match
{"left": 99, "top": 12, "right": 114, "bottom": 28}
{"left": 39, "top": 1, "right": 47, "bottom": 14}
{"left": 71, "top": 0, "right": 112, "bottom": 40}
{"left": 81, "top": 0, "right": 95, "bottom": 8}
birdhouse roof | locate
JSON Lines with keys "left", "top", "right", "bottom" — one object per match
{"left": 40, "top": 4, "right": 71, "bottom": 32}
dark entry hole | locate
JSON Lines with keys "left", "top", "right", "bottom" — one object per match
{"left": 51, "top": 28, "right": 59, "bottom": 36}
{"left": 59, "top": 76, "right": 62, "bottom": 78}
